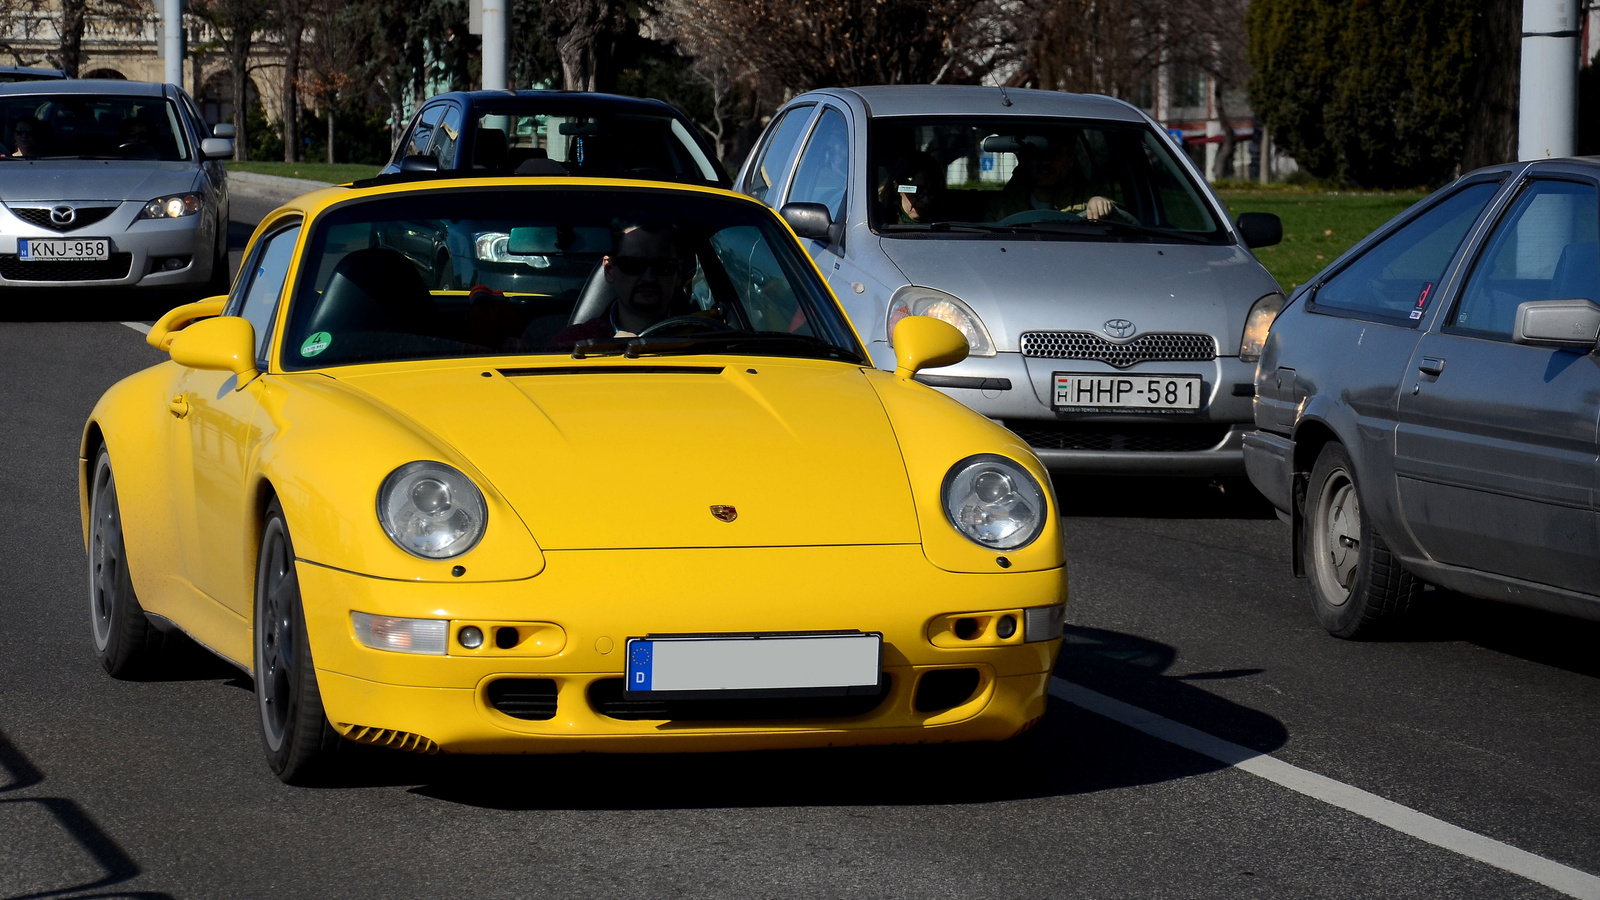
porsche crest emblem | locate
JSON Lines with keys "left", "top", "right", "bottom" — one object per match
{"left": 710, "top": 505, "right": 738, "bottom": 522}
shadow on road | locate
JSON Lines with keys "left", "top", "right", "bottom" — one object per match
{"left": 1402, "top": 590, "right": 1600, "bottom": 680}
{"left": 286, "top": 625, "right": 1291, "bottom": 811}
{"left": 1054, "top": 474, "right": 1276, "bottom": 520}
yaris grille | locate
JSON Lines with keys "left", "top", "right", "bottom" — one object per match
{"left": 1021, "top": 331, "right": 1216, "bottom": 368}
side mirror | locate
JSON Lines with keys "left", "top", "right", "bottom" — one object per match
{"left": 201, "top": 138, "right": 233, "bottom": 160}
{"left": 1236, "top": 212, "right": 1283, "bottom": 249}
{"left": 1513, "top": 298, "right": 1600, "bottom": 349}
{"left": 400, "top": 154, "right": 439, "bottom": 174}
{"left": 168, "top": 315, "right": 258, "bottom": 383}
{"left": 211, "top": 123, "right": 236, "bottom": 139}
{"left": 780, "top": 202, "right": 832, "bottom": 242}
{"left": 892, "top": 315, "right": 969, "bottom": 380}
{"left": 147, "top": 296, "right": 227, "bottom": 351}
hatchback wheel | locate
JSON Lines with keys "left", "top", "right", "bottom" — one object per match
{"left": 1304, "top": 443, "right": 1422, "bottom": 638}
{"left": 88, "top": 447, "right": 169, "bottom": 676}
{"left": 255, "top": 498, "right": 342, "bottom": 783}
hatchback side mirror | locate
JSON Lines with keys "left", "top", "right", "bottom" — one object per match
{"left": 892, "top": 315, "right": 969, "bottom": 380}
{"left": 780, "top": 202, "right": 832, "bottom": 242}
{"left": 168, "top": 315, "right": 258, "bottom": 384}
{"left": 1236, "top": 212, "right": 1283, "bottom": 249}
{"left": 201, "top": 138, "right": 233, "bottom": 160}
{"left": 400, "top": 154, "right": 439, "bottom": 174}
{"left": 1513, "top": 298, "right": 1600, "bottom": 349}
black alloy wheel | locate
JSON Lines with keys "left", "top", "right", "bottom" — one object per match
{"left": 87, "top": 447, "right": 168, "bottom": 676}
{"left": 254, "top": 498, "right": 341, "bottom": 783}
{"left": 1304, "top": 442, "right": 1423, "bottom": 638}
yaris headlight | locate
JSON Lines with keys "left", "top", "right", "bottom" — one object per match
{"left": 377, "top": 461, "right": 487, "bottom": 559}
{"left": 1239, "top": 293, "right": 1284, "bottom": 362}
{"left": 941, "top": 454, "right": 1046, "bottom": 550}
{"left": 887, "top": 286, "right": 995, "bottom": 356}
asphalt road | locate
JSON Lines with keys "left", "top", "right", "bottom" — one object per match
{"left": 1, "top": 196, "right": 1597, "bottom": 899}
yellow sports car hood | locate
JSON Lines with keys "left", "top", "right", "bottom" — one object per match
{"left": 334, "top": 360, "right": 921, "bottom": 550}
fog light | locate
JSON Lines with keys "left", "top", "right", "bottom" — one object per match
{"left": 458, "top": 625, "right": 484, "bottom": 649}
{"left": 495, "top": 626, "right": 519, "bottom": 649}
{"left": 1024, "top": 604, "right": 1066, "bottom": 642}
{"left": 996, "top": 615, "right": 1017, "bottom": 639}
{"left": 350, "top": 612, "right": 447, "bottom": 654}
{"left": 953, "top": 617, "right": 980, "bottom": 640}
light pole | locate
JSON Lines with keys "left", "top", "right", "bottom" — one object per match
{"left": 481, "top": 0, "right": 508, "bottom": 91}
{"left": 162, "top": 0, "right": 183, "bottom": 88}
{"left": 1518, "top": 0, "right": 1579, "bottom": 159}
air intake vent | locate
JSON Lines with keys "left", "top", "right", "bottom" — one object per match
{"left": 914, "top": 668, "right": 981, "bottom": 712}
{"left": 1003, "top": 420, "right": 1229, "bottom": 453}
{"left": 587, "top": 677, "right": 890, "bottom": 721}
{"left": 0, "top": 253, "right": 132, "bottom": 282}
{"left": 487, "top": 678, "right": 558, "bottom": 720}
{"left": 339, "top": 724, "right": 440, "bottom": 754}
{"left": 1020, "top": 331, "right": 1216, "bottom": 368}
{"left": 9, "top": 205, "right": 118, "bottom": 232}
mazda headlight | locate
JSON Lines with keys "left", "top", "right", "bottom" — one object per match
{"left": 377, "top": 461, "right": 487, "bottom": 559}
{"left": 942, "top": 454, "right": 1046, "bottom": 550}
{"left": 138, "top": 192, "right": 203, "bottom": 219}
{"left": 1239, "top": 293, "right": 1284, "bottom": 362}
{"left": 887, "top": 286, "right": 995, "bottom": 356}
{"left": 474, "top": 231, "right": 549, "bottom": 268}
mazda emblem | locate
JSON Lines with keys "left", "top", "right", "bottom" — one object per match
{"left": 1103, "top": 318, "right": 1136, "bottom": 339}
{"left": 49, "top": 205, "right": 76, "bottom": 226}
{"left": 710, "top": 505, "right": 738, "bottom": 522}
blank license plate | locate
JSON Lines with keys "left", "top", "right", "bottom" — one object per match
{"left": 19, "top": 238, "right": 109, "bottom": 261}
{"left": 624, "top": 632, "right": 882, "bottom": 699}
{"left": 1053, "top": 373, "right": 1203, "bottom": 411}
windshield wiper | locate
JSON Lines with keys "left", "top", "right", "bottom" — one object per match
{"left": 573, "top": 333, "right": 863, "bottom": 363}
{"left": 1008, "top": 219, "right": 1216, "bottom": 245}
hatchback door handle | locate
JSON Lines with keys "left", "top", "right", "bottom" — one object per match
{"left": 167, "top": 394, "right": 190, "bottom": 419}
{"left": 1417, "top": 357, "right": 1446, "bottom": 377}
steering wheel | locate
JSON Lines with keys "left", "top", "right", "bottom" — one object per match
{"left": 997, "top": 209, "right": 1084, "bottom": 226}
{"left": 638, "top": 315, "right": 738, "bottom": 338}
{"left": 116, "top": 141, "right": 159, "bottom": 159}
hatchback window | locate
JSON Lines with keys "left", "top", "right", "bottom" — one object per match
{"left": 1450, "top": 180, "right": 1600, "bottom": 338}
{"left": 1310, "top": 182, "right": 1499, "bottom": 324}
{"left": 746, "top": 105, "right": 814, "bottom": 203}
{"left": 0, "top": 94, "right": 190, "bottom": 160}
{"left": 787, "top": 108, "right": 850, "bottom": 222}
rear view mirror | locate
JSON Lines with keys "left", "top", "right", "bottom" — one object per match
{"left": 980, "top": 134, "right": 1049, "bottom": 154}
{"left": 147, "top": 296, "right": 226, "bottom": 351}
{"left": 168, "top": 315, "right": 258, "bottom": 383}
{"left": 1513, "top": 298, "right": 1600, "bottom": 349}
{"left": 892, "top": 315, "right": 969, "bottom": 380}
{"left": 1236, "top": 212, "right": 1283, "bottom": 249}
{"left": 779, "top": 202, "right": 832, "bottom": 242}
{"left": 201, "top": 138, "right": 233, "bottom": 160}
{"left": 399, "top": 154, "right": 439, "bottom": 173}
{"left": 507, "top": 225, "right": 608, "bottom": 255}
{"left": 211, "top": 123, "right": 236, "bottom": 139}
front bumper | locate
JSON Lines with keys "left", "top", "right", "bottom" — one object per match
{"left": 297, "top": 544, "right": 1066, "bottom": 754}
{"left": 0, "top": 203, "right": 219, "bottom": 289}
{"left": 914, "top": 351, "right": 1256, "bottom": 475}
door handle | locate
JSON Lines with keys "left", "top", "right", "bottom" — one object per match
{"left": 1417, "top": 357, "right": 1446, "bottom": 377}
{"left": 167, "top": 393, "right": 190, "bottom": 419}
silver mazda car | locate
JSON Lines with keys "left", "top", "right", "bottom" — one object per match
{"left": 0, "top": 80, "right": 232, "bottom": 294}
{"left": 738, "top": 86, "right": 1284, "bottom": 474}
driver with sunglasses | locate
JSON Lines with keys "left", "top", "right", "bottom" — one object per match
{"left": 550, "top": 214, "right": 691, "bottom": 348}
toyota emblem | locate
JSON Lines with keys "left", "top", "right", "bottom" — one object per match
{"left": 49, "top": 205, "right": 76, "bottom": 226}
{"left": 1103, "top": 318, "right": 1136, "bottom": 339}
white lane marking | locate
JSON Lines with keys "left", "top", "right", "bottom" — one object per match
{"left": 1050, "top": 677, "right": 1600, "bottom": 899}
{"left": 121, "top": 321, "right": 152, "bottom": 335}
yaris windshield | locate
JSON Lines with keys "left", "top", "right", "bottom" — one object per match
{"left": 0, "top": 95, "right": 190, "bottom": 161}
{"left": 868, "top": 117, "right": 1224, "bottom": 242}
{"left": 281, "top": 187, "right": 866, "bottom": 369}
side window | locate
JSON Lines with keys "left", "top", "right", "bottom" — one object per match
{"left": 708, "top": 225, "right": 813, "bottom": 336}
{"left": 430, "top": 103, "right": 464, "bottom": 168}
{"left": 745, "top": 105, "right": 815, "bottom": 204}
{"left": 1311, "top": 182, "right": 1499, "bottom": 324}
{"left": 402, "top": 105, "right": 445, "bottom": 159}
{"left": 1450, "top": 180, "right": 1600, "bottom": 338}
{"left": 786, "top": 107, "right": 850, "bottom": 223}
{"left": 228, "top": 224, "right": 302, "bottom": 361}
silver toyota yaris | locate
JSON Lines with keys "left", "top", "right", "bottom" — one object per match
{"left": 738, "top": 85, "right": 1284, "bottom": 474}
{"left": 0, "top": 79, "right": 233, "bottom": 294}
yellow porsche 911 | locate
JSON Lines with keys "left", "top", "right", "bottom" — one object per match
{"left": 80, "top": 176, "right": 1067, "bottom": 783}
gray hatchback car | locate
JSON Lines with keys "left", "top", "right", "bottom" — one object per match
{"left": 1245, "top": 158, "right": 1600, "bottom": 637}
{"left": 738, "top": 86, "right": 1284, "bottom": 473}
{"left": 0, "top": 80, "right": 233, "bottom": 293}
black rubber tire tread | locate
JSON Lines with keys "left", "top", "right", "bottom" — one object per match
{"left": 89, "top": 447, "right": 171, "bottom": 677}
{"left": 1304, "top": 443, "right": 1424, "bottom": 639}
{"left": 256, "top": 498, "right": 344, "bottom": 784}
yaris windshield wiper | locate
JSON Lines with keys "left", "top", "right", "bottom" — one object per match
{"left": 1007, "top": 219, "right": 1217, "bottom": 245}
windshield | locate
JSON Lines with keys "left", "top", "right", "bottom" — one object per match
{"left": 469, "top": 109, "right": 720, "bottom": 184}
{"left": 281, "top": 187, "right": 866, "bottom": 369}
{"left": 868, "top": 117, "right": 1223, "bottom": 242}
{"left": 0, "top": 94, "right": 189, "bottom": 161}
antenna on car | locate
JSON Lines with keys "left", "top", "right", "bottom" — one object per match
{"left": 988, "top": 71, "right": 1013, "bottom": 107}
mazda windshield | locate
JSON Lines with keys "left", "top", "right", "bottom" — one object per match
{"left": 1, "top": 94, "right": 190, "bottom": 161}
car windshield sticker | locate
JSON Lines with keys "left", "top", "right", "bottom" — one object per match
{"left": 1411, "top": 282, "right": 1434, "bottom": 320}
{"left": 300, "top": 331, "right": 332, "bottom": 357}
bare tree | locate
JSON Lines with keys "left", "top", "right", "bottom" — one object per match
{"left": 278, "top": 0, "right": 311, "bottom": 161}
{"left": 542, "top": 0, "right": 630, "bottom": 91}
{"left": 192, "top": 0, "right": 274, "bottom": 160}
{"left": 51, "top": 0, "right": 149, "bottom": 76}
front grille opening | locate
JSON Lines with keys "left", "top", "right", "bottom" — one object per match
{"left": 0, "top": 253, "right": 132, "bottom": 282}
{"left": 9, "top": 205, "right": 118, "bottom": 232}
{"left": 1004, "top": 420, "right": 1230, "bottom": 453}
{"left": 914, "top": 668, "right": 981, "bottom": 713}
{"left": 486, "top": 678, "right": 558, "bottom": 721}
{"left": 1020, "top": 331, "right": 1216, "bottom": 368}
{"left": 587, "top": 676, "right": 891, "bottom": 722}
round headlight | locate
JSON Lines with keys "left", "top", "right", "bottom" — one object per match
{"left": 377, "top": 461, "right": 487, "bottom": 559}
{"left": 941, "top": 454, "right": 1046, "bottom": 550}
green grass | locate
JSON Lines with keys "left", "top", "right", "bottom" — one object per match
{"left": 1215, "top": 187, "right": 1428, "bottom": 291}
{"left": 225, "top": 161, "right": 380, "bottom": 184}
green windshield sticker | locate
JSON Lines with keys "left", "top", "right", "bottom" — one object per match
{"left": 300, "top": 332, "right": 332, "bottom": 357}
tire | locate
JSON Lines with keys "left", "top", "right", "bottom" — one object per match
{"left": 88, "top": 447, "right": 169, "bottom": 677}
{"left": 1304, "top": 443, "right": 1423, "bottom": 638}
{"left": 254, "top": 498, "right": 342, "bottom": 783}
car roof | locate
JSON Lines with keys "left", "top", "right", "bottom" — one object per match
{"left": 267, "top": 175, "right": 765, "bottom": 220}
{"left": 421, "top": 90, "right": 686, "bottom": 115}
{"left": 0, "top": 66, "right": 67, "bottom": 80}
{"left": 816, "top": 85, "right": 1147, "bottom": 122}
{"left": 0, "top": 79, "right": 169, "bottom": 97}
